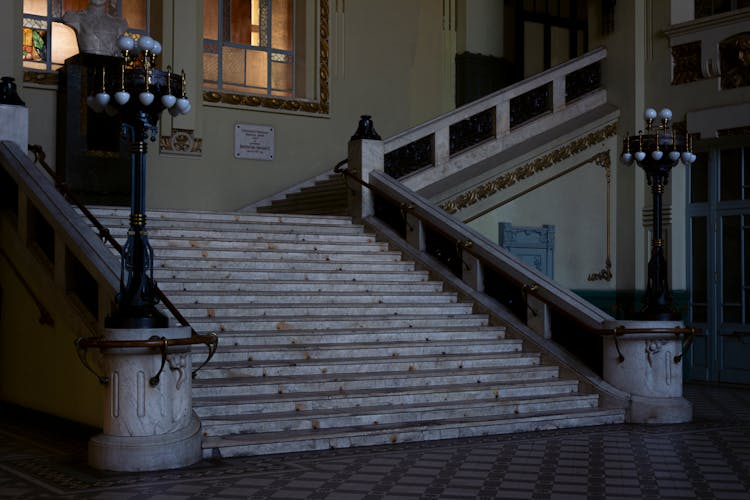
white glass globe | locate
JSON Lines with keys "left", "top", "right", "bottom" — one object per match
{"left": 117, "top": 35, "right": 135, "bottom": 51}
{"left": 87, "top": 95, "right": 103, "bottom": 113}
{"left": 621, "top": 152, "right": 634, "bottom": 165}
{"left": 161, "top": 94, "right": 176, "bottom": 108}
{"left": 139, "top": 91, "right": 155, "bottom": 106}
{"left": 114, "top": 91, "right": 130, "bottom": 105}
{"left": 681, "top": 151, "right": 693, "bottom": 164}
{"left": 175, "top": 97, "right": 191, "bottom": 114}
{"left": 644, "top": 108, "right": 657, "bottom": 121}
{"left": 658, "top": 108, "right": 673, "bottom": 121}
{"left": 668, "top": 151, "right": 681, "bottom": 161}
{"left": 651, "top": 150, "right": 663, "bottom": 161}
{"left": 635, "top": 151, "right": 646, "bottom": 162}
{"left": 152, "top": 41, "right": 162, "bottom": 55}
{"left": 138, "top": 35, "right": 155, "bottom": 52}
{"left": 95, "top": 91, "right": 110, "bottom": 108}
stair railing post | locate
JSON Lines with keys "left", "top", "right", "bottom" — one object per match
{"left": 347, "top": 115, "right": 384, "bottom": 222}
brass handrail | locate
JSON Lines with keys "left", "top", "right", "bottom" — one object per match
{"left": 27, "top": 144, "right": 219, "bottom": 383}
{"left": 335, "top": 161, "right": 698, "bottom": 364}
{"left": 74, "top": 333, "right": 219, "bottom": 386}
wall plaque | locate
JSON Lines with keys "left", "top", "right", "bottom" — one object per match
{"left": 234, "top": 123, "right": 274, "bottom": 160}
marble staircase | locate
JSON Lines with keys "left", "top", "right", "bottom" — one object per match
{"left": 88, "top": 206, "right": 624, "bottom": 457}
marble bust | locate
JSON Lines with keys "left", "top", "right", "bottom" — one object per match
{"left": 62, "top": 0, "right": 128, "bottom": 56}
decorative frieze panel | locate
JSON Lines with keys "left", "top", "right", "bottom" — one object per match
{"left": 440, "top": 123, "right": 617, "bottom": 214}
{"left": 671, "top": 41, "right": 702, "bottom": 85}
{"left": 720, "top": 32, "right": 750, "bottom": 89}
{"left": 159, "top": 128, "right": 203, "bottom": 156}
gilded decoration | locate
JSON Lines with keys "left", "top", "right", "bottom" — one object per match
{"left": 159, "top": 128, "right": 203, "bottom": 156}
{"left": 23, "top": 70, "right": 59, "bottom": 86}
{"left": 440, "top": 123, "right": 617, "bottom": 214}
{"left": 587, "top": 152, "right": 613, "bottom": 282}
{"left": 203, "top": 0, "right": 330, "bottom": 114}
{"left": 671, "top": 41, "right": 702, "bottom": 85}
{"left": 720, "top": 32, "right": 750, "bottom": 89}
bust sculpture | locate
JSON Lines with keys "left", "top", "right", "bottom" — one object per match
{"left": 62, "top": 0, "right": 128, "bottom": 56}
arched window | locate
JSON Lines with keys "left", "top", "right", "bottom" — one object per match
{"left": 22, "top": 0, "right": 149, "bottom": 72}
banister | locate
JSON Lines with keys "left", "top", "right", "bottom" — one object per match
{"left": 336, "top": 161, "right": 697, "bottom": 365}
{"left": 25, "top": 144, "right": 218, "bottom": 383}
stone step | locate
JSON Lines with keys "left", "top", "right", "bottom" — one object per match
{"left": 167, "top": 290, "right": 458, "bottom": 305}
{"left": 154, "top": 257, "right": 416, "bottom": 273}
{"left": 193, "top": 379, "right": 579, "bottom": 416}
{"left": 154, "top": 267, "right": 430, "bottom": 282}
{"left": 140, "top": 248, "right": 405, "bottom": 262}
{"left": 199, "top": 326, "right": 506, "bottom": 346}
{"left": 191, "top": 365, "right": 559, "bottom": 397}
{"left": 149, "top": 238, "right": 390, "bottom": 253}
{"left": 86, "top": 206, "right": 354, "bottom": 225}
{"left": 93, "top": 216, "right": 364, "bottom": 235}
{"left": 196, "top": 352, "right": 540, "bottom": 379}
{"left": 175, "top": 302, "right": 475, "bottom": 319}
{"left": 199, "top": 393, "right": 601, "bottom": 436}
{"left": 105, "top": 226, "right": 376, "bottom": 243}
{"left": 195, "top": 339, "right": 522, "bottom": 362}
{"left": 201, "top": 408, "right": 625, "bottom": 458}
{"left": 156, "top": 280, "right": 446, "bottom": 294}
{"left": 186, "top": 314, "right": 490, "bottom": 333}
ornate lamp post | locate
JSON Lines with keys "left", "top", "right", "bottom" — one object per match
{"left": 621, "top": 107, "right": 695, "bottom": 320}
{"left": 87, "top": 34, "right": 191, "bottom": 329}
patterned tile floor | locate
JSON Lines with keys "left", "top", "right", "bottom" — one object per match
{"left": 1, "top": 384, "right": 749, "bottom": 499}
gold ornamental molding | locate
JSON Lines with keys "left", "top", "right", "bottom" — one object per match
{"left": 160, "top": 128, "right": 203, "bottom": 156}
{"left": 440, "top": 123, "right": 617, "bottom": 215}
{"left": 23, "top": 70, "right": 58, "bottom": 86}
{"left": 203, "top": 0, "right": 330, "bottom": 114}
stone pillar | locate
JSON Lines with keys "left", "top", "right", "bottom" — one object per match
{"left": 88, "top": 326, "right": 202, "bottom": 471}
{"left": 602, "top": 320, "right": 693, "bottom": 424}
{"left": 0, "top": 77, "right": 28, "bottom": 154}
{"left": 347, "top": 115, "right": 384, "bottom": 222}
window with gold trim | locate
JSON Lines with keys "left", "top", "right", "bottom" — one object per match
{"left": 202, "top": 0, "right": 328, "bottom": 114}
{"left": 22, "top": 0, "right": 149, "bottom": 72}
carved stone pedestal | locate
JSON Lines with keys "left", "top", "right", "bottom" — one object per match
{"left": 602, "top": 320, "right": 693, "bottom": 424}
{"left": 88, "top": 326, "right": 202, "bottom": 471}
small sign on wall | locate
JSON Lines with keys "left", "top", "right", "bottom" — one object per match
{"left": 234, "top": 123, "right": 274, "bottom": 161}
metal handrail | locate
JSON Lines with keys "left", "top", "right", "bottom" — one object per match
{"left": 336, "top": 161, "right": 698, "bottom": 364}
{"left": 27, "top": 144, "right": 219, "bottom": 382}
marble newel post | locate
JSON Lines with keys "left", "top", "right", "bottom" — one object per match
{"left": 88, "top": 327, "right": 202, "bottom": 471}
{"left": 601, "top": 320, "right": 693, "bottom": 424}
{"left": 347, "top": 115, "right": 384, "bottom": 221}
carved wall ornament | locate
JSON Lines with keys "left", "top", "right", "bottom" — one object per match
{"left": 720, "top": 32, "right": 750, "bottom": 89}
{"left": 23, "top": 70, "right": 59, "bottom": 86}
{"left": 159, "top": 128, "right": 203, "bottom": 156}
{"left": 671, "top": 41, "right": 702, "bottom": 85}
{"left": 440, "top": 123, "right": 617, "bottom": 214}
{"left": 203, "top": 0, "right": 330, "bottom": 114}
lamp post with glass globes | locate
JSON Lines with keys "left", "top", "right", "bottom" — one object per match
{"left": 621, "top": 107, "right": 696, "bottom": 320}
{"left": 87, "top": 34, "right": 191, "bottom": 329}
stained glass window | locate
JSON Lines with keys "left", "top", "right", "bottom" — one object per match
{"left": 22, "top": 0, "right": 149, "bottom": 72}
{"left": 203, "top": 0, "right": 295, "bottom": 97}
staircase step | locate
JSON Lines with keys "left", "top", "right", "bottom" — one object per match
{"left": 196, "top": 352, "right": 540, "bottom": 379}
{"left": 86, "top": 206, "right": 354, "bottom": 225}
{"left": 154, "top": 268, "right": 429, "bottom": 282}
{"left": 156, "top": 280, "right": 446, "bottom": 293}
{"left": 106, "top": 226, "right": 376, "bottom": 243}
{"left": 167, "top": 290, "right": 458, "bottom": 305}
{"left": 193, "top": 379, "right": 580, "bottom": 416}
{"left": 175, "top": 302, "right": 474, "bottom": 319}
{"left": 195, "top": 339, "right": 522, "bottom": 362}
{"left": 186, "top": 314, "right": 490, "bottom": 332}
{"left": 154, "top": 257, "right": 416, "bottom": 273}
{"left": 199, "top": 393, "right": 601, "bottom": 436}
{"left": 94, "top": 217, "right": 364, "bottom": 236}
{"left": 143, "top": 248, "right": 405, "bottom": 262}
{"left": 149, "top": 239, "right": 391, "bottom": 253}
{"left": 202, "top": 408, "right": 625, "bottom": 458}
{"left": 191, "top": 365, "right": 560, "bottom": 397}
{"left": 202, "top": 326, "right": 507, "bottom": 346}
